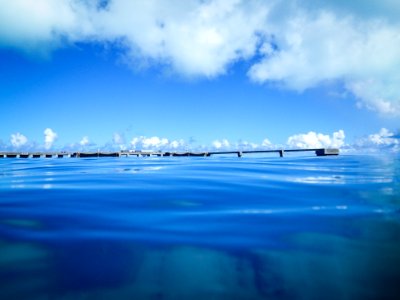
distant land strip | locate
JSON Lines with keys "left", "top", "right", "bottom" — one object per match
{"left": 0, "top": 148, "right": 339, "bottom": 158}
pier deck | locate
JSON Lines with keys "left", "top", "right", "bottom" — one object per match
{"left": 0, "top": 148, "right": 339, "bottom": 158}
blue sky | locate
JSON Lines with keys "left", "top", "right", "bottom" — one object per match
{"left": 0, "top": 0, "right": 399, "bottom": 151}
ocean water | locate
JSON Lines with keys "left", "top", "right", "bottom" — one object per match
{"left": 0, "top": 154, "right": 399, "bottom": 300}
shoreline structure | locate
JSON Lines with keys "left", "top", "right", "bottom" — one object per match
{"left": 0, "top": 148, "right": 339, "bottom": 158}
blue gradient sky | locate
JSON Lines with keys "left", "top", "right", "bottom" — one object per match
{"left": 0, "top": 1, "right": 399, "bottom": 150}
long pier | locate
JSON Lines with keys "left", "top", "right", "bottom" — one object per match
{"left": 0, "top": 148, "right": 339, "bottom": 158}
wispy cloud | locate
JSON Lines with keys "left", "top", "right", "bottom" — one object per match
{"left": 1, "top": 0, "right": 400, "bottom": 115}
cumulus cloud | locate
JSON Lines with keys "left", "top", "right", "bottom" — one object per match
{"left": 0, "top": 0, "right": 94, "bottom": 54}
{"left": 249, "top": 7, "right": 400, "bottom": 115}
{"left": 130, "top": 136, "right": 187, "bottom": 151}
{"left": 212, "top": 139, "right": 230, "bottom": 150}
{"left": 211, "top": 138, "right": 275, "bottom": 151}
{"left": 1, "top": 0, "right": 400, "bottom": 114}
{"left": 169, "top": 139, "right": 186, "bottom": 150}
{"left": 4, "top": 129, "right": 400, "bottom": 153}
{"left": 96, "top": 0, "right": 269, "bottom": 77}
{"left": 365, "top": 128, "right": 396, "bottom": 146}
{"left": 44, "top": 128, "right": 58, "bottom": 149}
{"left": 10, "top": 132, "right": 28, "bottom": 148}
{"left": 212, "top": 139, "right": 265, "bottom": 150}
{"left": 131, "top": 136, "right": 167, "bottom": 149}
{"left": 286, "top": 130, "right": 345, "bottom": 149}
{"left": 354, "top": 128, "right": 399, "bottom": 152}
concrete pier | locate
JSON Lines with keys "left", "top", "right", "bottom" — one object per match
{"left": 0, "top": 148, "right": 339, "bottom": 159}
{"left": 315, "top": 148, "right": 340, "bottom": 156}
{"left": 71, "top": 152, "right": 120, "bottom": 158}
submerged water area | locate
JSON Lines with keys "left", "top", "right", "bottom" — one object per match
{"left": 0, "top": 155, "right": 399, "bottom": 299}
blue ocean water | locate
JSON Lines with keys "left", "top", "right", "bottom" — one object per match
{"left": 0, "top": 154, "right": 399, "bottom": 299}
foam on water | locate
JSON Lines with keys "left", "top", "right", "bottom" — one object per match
{"left": 0, "top": 155, "right": 399, "bottom": 299}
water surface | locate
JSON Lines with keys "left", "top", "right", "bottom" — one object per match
{"left": 0, "top": 155, "right": 399, "bottom": 299}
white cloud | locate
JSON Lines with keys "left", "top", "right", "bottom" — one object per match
{"left": 286, "top": 130, "right": 345, "bottom": 149}
{"left": 112, "top": 132, "right": 127, "bottom": 150}
{"left": 298, "top": 0, "right": 400, "bottom": 23}
{"left": 261, "top": 138, "right": 272, "bottom": 148}
{"left": 44, "top": 128, "right": 58, "bottom": 149}
{"left": 354, "top": 128, "right": 399, "bottom": 152}
{"left": 248, "top": 6, "right": 400, "bottom": 116}
{"left": 212, "top": 138, "right": 273, "bottom": 150}
{"left": 169, "top": 139, "right": 186, "bottom": 150}
{"left": 5, "top": 129, "right": 399, "bottom": 153}
{"left": 1, "top": 0, "right": 400, "bottom": 115}
{"left": 0, "top": 1, "right": 269, "bottom": 77}
{"left": 10, "top": 132, "right": 28, "bottom": 148}
{"left": 79, "top": 136, "right": 90, "bottom": 146}
{"left": 130, "top": 136, "right": 185, "bottom": 150}
{"left": 367, "top": 128, "right": 395, "bottom": 145}
{"left": 212, "top": 139, "right": 230, "bottom": 149}
{"left": 113, "top": 132, "right": 124, "bottom": 144}
{"left": 0, "top": 0, "right": 94, "bottom": 54}
{"left": 96, "top": 0, "right": 269, "bottom": 77}
{"left": 142, "top": 136, "right": 169, "bottom": 149}
{"left": 237, "top": 140, "right": 259, "bottom": 150}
